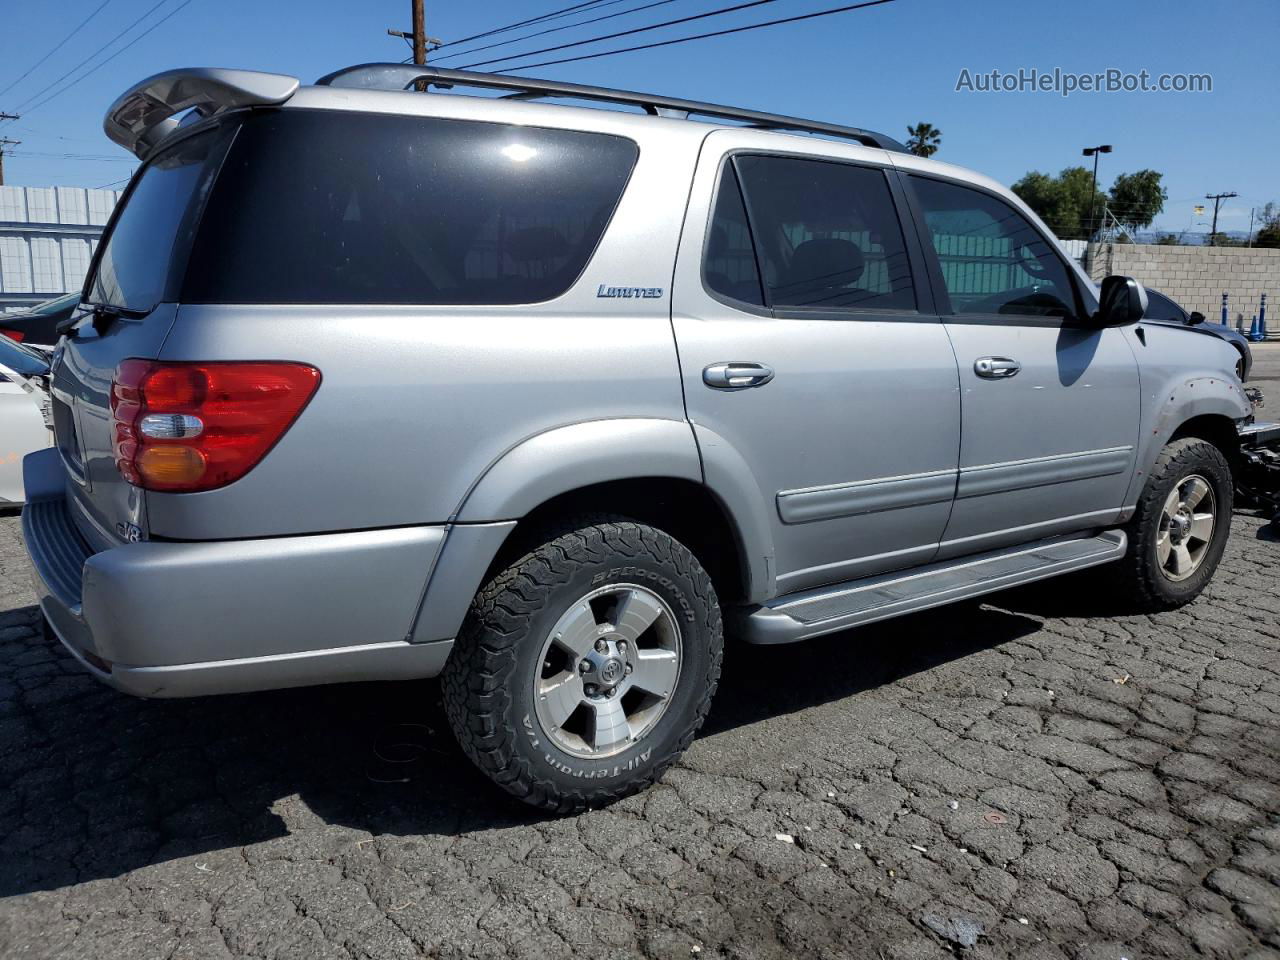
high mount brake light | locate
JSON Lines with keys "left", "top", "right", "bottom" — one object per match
{"left": 110, "top": 360, "right": 321, "bottom": 492}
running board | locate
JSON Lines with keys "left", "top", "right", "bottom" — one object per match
{"left": 739, "top": 530, "right": 1127, "bottom": 645}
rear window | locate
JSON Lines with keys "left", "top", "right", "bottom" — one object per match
{"left": 86, "top": 127, "right": 230, "bottom": 313}
{"left": 181, "top": 110, "right": 639, "bottom": 305}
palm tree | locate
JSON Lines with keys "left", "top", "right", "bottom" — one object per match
{"left": 906, "top": 122, "right": 941, "bottom": 158}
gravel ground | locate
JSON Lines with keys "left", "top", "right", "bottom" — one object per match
{"left": 0, "top": 510, "right": 1277, "bottom": 960}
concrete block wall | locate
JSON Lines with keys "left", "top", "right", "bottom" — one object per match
{"left": 1087, "top": 242, "right": 1279, "bottom": 328}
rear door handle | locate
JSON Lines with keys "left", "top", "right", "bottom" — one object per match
{"left": 703, "top": 362, "right": 774, "bottom": 390}
{"left": 974, "top": 357, "right": 1021, "bottom": 379}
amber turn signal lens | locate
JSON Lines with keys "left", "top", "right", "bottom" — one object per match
{"left": 137, "top": 445, "right": 208, "bottom": 486}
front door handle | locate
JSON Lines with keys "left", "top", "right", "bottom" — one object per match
{"left": 703, "top": 362, "right": 775, "bottom": 390}
{"left": 974, "top": 357, "right": 1021, "bottom": 379}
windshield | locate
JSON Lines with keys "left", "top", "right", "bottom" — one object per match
{"left": 85, "top": 125, "right": 233, "bottom": 313}
{"left": 24, "top": 293, "right": 79, "bottom": 318}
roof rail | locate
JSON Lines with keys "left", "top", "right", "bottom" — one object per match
{"left": 105, "top": 68, "right": 299, "bottom": 159}
{"left": 315, "top": 63, "right": 907, "bottom": 153}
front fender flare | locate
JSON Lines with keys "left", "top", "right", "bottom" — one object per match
{"left": 1123, "top": 376, "right": 1251, "bottom": 508}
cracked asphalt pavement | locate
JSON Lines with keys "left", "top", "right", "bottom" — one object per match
{"left": 0, "top": 511, "right": 1277, "bottom": 960}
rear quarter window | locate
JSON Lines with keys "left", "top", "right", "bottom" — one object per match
{"left": 181, "top": 110, "right": 639, "bottom": 305}
{"left": 86, "top": 127, "right": 231, "bottom": 313}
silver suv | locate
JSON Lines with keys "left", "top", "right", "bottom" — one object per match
{"left": 18, "top": 65, "right": 1257, "bottom": 811}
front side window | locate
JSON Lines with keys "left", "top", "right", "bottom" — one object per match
{"left": 182, "top": 111, "right": 638, "bottom": 305}
{"left": 1141, "top": 289, "right": 1184, "bottom": 322}
{"left": 733, "top": 156, "right": 915, "bottom": 312}
{"left": 910, "top": 176, "right": 1078, "bottom": 319}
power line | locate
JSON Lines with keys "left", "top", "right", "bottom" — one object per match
{"left": 6, "top": 0, "right": 174, "bottom": 116}
{"left": 461, "top": 0, "right": 782, "bottom": 70}
{"left": 16, "top": 0, "right": 198, "bottom": 120}
{"left": 8, "top": 151, "right": 133, "bottom": 160}
{"left": 0, "top": 0, "right": 115, "bottom": 99}
{"left": 486, "top": 0, "right": 897, "bottom": 73}
{"left": 438, "top": 0, "right": 619, "bottom": 50}
{"left": 433, "top": 0, "right": 681, "bottom": 63}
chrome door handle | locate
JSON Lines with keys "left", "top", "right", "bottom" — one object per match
{"left": 703, "top": 362, "right": 774, "bottom": 390}
{"left": 974, "top": 357, "right": 1021, "bottom": 379}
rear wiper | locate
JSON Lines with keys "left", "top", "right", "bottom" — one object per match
{"left": 83, "top": 303, "right": 148, "bottom": 336}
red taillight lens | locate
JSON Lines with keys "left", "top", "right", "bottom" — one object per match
{"left": 0, "top": 328, "right": 25, "bottom": 342}
{"left": 110, "top": 360, "right": 321, "bottom": 492}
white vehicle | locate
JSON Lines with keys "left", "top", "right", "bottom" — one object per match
{"left": 0, "top": 354, "right": 53, "bottom": 505}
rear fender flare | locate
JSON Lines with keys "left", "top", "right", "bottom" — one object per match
{"left": 453, "top": 418, "right": 703, "bottom": 522}
{"left": 411, "top": 419, "right": 778, "bottom": 643}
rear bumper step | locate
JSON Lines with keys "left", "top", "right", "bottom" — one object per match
{"left": 739, "top": 530, "right": 1127, "bottom": 645}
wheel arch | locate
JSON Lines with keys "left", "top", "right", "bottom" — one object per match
{"left": 1123, "top": 376, "right": 1249, "bottom": 510}
{"left": 411, "top": 419, "right": 776, "bottom": 644}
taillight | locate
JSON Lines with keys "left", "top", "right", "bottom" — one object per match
{"left": 110, "top": 360, "right": 321, "bottom": 492}
{"left": 0, "top": 328, "right": 25, "bottom": 342}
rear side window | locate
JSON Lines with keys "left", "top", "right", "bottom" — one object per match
{"left": 732, "top": 155, "right": 915, "bottom": 312}
{"left": 182, "top": 111, "right": 638, "bottom": 305}
{"left": 704, "top": 165, "right": 765, "bottom": 306}
{"left": 86, "top": 128, "right": 230, "bottom": 313}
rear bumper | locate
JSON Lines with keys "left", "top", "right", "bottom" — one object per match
{"left": 22, "top": 449, "right": 451, "bottom": 698}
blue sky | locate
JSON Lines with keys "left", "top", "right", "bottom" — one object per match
{"left": 1, "top": 0, "right": 1276, "bottom": 234}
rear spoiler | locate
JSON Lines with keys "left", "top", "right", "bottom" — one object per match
{"left": 104, "top": 68, "right": 299, "bottom": 160}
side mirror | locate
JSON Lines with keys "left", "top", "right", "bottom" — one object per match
{"left": 1187, "top": 311, "right": 1206, "bottom": 326}
{"left": 1095, "top": 275, "right": 1147, "bottom": 327}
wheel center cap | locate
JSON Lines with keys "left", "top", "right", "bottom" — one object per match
{"left": 599, "top": 657, "right": 625, "bottom": 685}
{"left": 1171, "top": 513, "right": 1191, "bottom": 541}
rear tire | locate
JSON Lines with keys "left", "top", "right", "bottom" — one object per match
{"left": 1115, "top": 438, "right": 1232, "bottom": 611}
{"left": 442, "top": 517, "right": 722, "bottom": 813}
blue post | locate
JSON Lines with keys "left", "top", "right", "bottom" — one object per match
{"left": 1222, "top": 291, "right": 1229, "bottom": 326}
{"left": 1260, "top": 293, "right": 1268, "bottom": 340}
{"left": 1250, "top": 315, "right": 1261, "bottom": 341}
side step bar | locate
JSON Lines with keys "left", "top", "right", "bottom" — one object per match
{"left": 739, "top": 530, "right": 1127, "bottom": 645}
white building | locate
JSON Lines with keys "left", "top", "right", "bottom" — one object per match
{"left": 0, "top": 185, "right": 122, "bottom": 313}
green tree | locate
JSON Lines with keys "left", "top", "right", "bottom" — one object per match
{"left": 1011, "top": 166, "right": 1106, "bottom": 240}
{"left": 905, "top": 122, "right": 941, "bottom": 158}
{"left": 1207, "top": 232, "right": 1244, "bottom": 247}
{"left": 1155, "top": 233, "right": 1179, "bottom": 245}
{"left": 1255, "top": 201, "right": 1280, "bottom": 248}
{"left": 1108, "top": 170, "right": 1167, "bottom": 231}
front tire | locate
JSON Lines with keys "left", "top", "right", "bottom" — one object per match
{"left": 442, "top": 518, "right": 722, "bottom": 813}
{"left": 1116, "top": 437, "right": 1233, "bottom": 611}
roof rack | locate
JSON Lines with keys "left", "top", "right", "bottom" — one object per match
{"left": 315, "top": 63, "right": 907, "bottom": 153}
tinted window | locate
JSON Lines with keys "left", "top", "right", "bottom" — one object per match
{"left": 704, "top": 164, "right": 764, "bottom": 306}
{"left": 183, "top": 111, "right": 638, "bottom": 305}
{"left": 911, "top": 176, "right": 1078, "bottom": 319}
{"left": 733, "top": 156, "right": 914, "bottom": 311}
{"left": 87, "top": 129, "right": 229, "bottom": 312}
{"left": 1142, "top": 289, "right": 1185, "bottom": 322}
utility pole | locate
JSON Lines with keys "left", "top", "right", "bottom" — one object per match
{"left": 1205, "top": 191, "right": 1238, "bottom": 245}
{"left": 0, "top": 112, "right": 20, "bottom": 186}
{"left": 0, "top": 137, "right": 20, "bottom": 187}
{"left": 386, "top": 1, "right": 440, "bottom": 90}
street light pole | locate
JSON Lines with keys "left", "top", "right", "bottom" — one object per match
{"left": 1081, "top": 144, "right": 1113, "bottom": 241}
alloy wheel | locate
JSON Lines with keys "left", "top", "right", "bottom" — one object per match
{"left": 533, "top": 583, "right": 682, "bottom": 759}
{"left": 1156, "top": 474, "right": 1216, "bottom": 582}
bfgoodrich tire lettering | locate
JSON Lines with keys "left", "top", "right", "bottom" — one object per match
{"left": 442, "top": 517, "right": 722, "bottom": 812}
{"left": 1116, "top": 437, "right": 1233, "bottom": 611}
